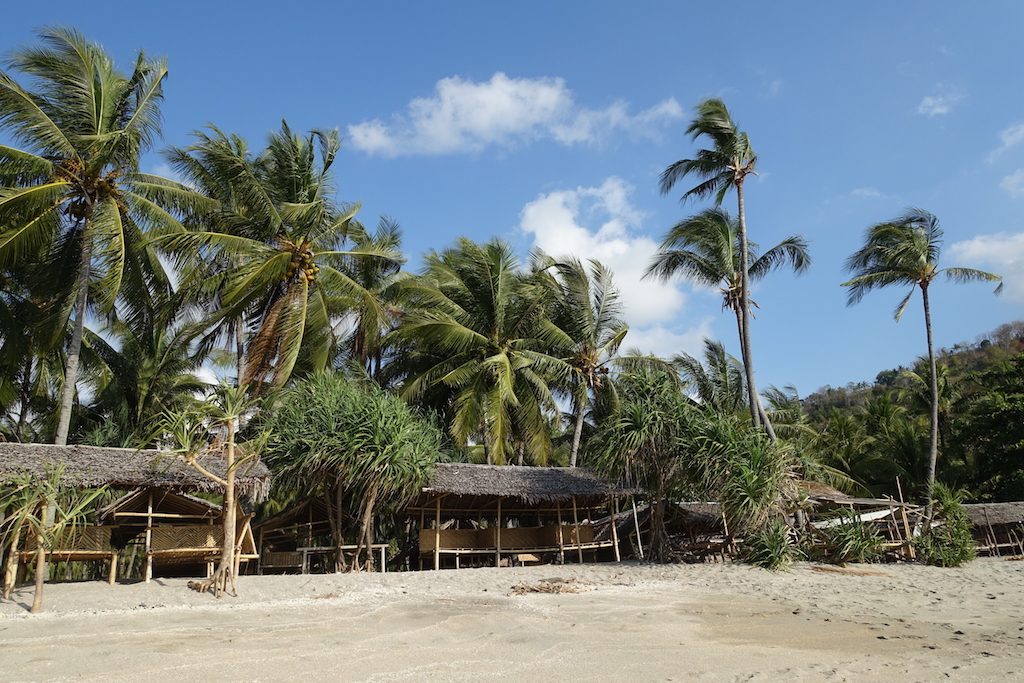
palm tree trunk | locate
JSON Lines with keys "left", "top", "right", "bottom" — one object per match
{"left": 732, "top": 283, "right": 777, "bottom": 441}
{"left": 30, "top": 528, "right": 45, "bottom": 613}
{"left": 569, "top": 398, "right": 586, "bottom": 468}
{"left": 54, "top": 234, "right": 93, "bottom": 446}
{"left": 16, "top": 357, "right": 32, "bottom": 441}
{"left": 235, "top": 318, "right": 245, "bottom": 388}
{"left": 921, "top": 285, "right": 940, "bottom": 520}
{"left": 734, "top": 181, "right": 763, "bottom": 432}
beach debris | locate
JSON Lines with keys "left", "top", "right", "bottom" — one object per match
{"left": 810, "top": 565, "right": 888, "bottom": 577}
{"left": 509, "top": 577, "right": 591, "bottom": 595}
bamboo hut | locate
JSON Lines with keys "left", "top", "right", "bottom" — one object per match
{"left": 963, "top": 502, "right": 1024, "bottom": 557}
{"left": 407, "top": 463, "right": 631, "bottom": 570}
{"left": 0, "top": 442, "right": 270, "bottom": 590}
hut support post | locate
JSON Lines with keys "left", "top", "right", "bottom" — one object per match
{"left": 609, "top": 496, "right": 621, "bottom": 562}
{"left": 494, "top": 499, "right": 502, "bottom": 568}
{"left": 572, "top": 497, "right": 583, "bottom": 564}
{"left": 895, "top": 477, "right": 916, "bottom": 560}
{"left": 144, "top": 489, "right": 153, "bottom": 583}
{"left": 107, "top": 553, "right": 117, "bottom": 585}
{"left": 433, "top": 497, "right": 441, "bottom": 571}
{"left": 419, "top": 509, "right": 425, "bottom": 570}
{"left": 631, "top": 497, "right": 644, "bottom": 560}
{"left": 556, "top": 502, "right": 565, "bottom": 564}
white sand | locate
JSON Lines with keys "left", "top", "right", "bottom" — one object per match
{"left": 1, "top": 559, "right": 1021, "bottom": 682}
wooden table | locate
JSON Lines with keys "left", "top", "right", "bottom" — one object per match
{"left": 297, "top": 544, "right": 389, "bottom": 573}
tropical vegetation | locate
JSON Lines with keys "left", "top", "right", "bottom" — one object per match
{"left": 1, "top": 28, "right": 1018, "bottom": 597}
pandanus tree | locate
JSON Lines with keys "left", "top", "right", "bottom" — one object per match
{"left": 534, "top": 255, "right": 628, "bottom": 467}
{"left": 260, "top": 372, "right": 444, "bottom": 571}
{"left": 159, "top": 123, "right": 401, "bottom": 389}
{"left": 842, "top": 209, "right": 1002, "bottom": 516}
{"left": 647, "top": 205, "right": 810, "bottom": 436}
{"left": 0, "top": 28, "right": 187, "bottom": 444}
{"left": 393, "top": 238, "right": 571, "bottom": 465}
{"left": 658, "top": 99, "right": 779, "bottom": 438}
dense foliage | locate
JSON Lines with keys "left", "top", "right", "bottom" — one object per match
{"left": 798, "top": 322, "right": 1024, "bottom": 502}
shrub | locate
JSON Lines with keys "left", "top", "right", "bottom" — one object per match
{"left": 914, "top": 484, "right": 976, "bottom": 567}
{"left": 741, "top": 519, "right": 799, "bottom": 570}
{"left": 815, "top": 512, "right": 884, "bottom": 564}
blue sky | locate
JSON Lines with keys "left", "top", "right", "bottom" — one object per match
{"left": 3, "top": 2, "right": 1023, "bottom": 395}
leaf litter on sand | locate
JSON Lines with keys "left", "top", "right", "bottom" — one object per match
{"left": 509, "top": 577, "right": 592, "bottom": 596}
{"left": 810, "top": 565, "right": 888, "bottom": 577}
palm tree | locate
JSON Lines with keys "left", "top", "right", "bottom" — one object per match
{"left": 393, "top": 238, "right": 570, "bottom": 465}
{"left": 158, "top": 123, "right": 401, "bottom": 389}
{"left": 673, "top": 338, "right": 746, "bottom": 415}
{"left": 646, "top": 207, "right": 809, "bottom": 433}
{"left": 335, "top": 217, "right": 406, "bottom": 381}
{"left": 842, "top": 209, "right": 1001, "bottom": 515}
{"left": 85, "top": 296, "right": 209, "bottom": 445}
{"left": 534, "top": 256, "right": 628, "bottom": 467}
{"left": 658, "top": 100, "right": 778, "bottom": 437}
{"left": 0, "top": 28, "right": 188, "bottom": 444}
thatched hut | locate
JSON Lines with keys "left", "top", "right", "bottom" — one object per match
{"left": 963, "top": 502, "right": 1024, "bottom": 556}
{"left": 407, "top": 463, "right": 631, "bottom": 570}
{"left": 0, "top": 443, "right": 269, "bottom": 589}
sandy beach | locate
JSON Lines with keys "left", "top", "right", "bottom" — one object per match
{"left": 0, "top": 559, "right": 1021, "bottom": 682}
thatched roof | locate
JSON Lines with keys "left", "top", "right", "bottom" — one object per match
{"left": 964, "top": 502, "right": 1024, "bottom": 527}
{"left": 0, "top": 442, "right": 271, "bottom": 502}
{"left": 421, "top": 463, "right": 628, "bottom": 505}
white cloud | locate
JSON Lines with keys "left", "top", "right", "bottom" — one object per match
{"left": 348, "top": 73, "right": 682, "bottom": 156}
{"left": 916, "top": 84, "right": 963, "bottom": 117}
{"left": 850, "top": 186, "right": 883, "bottom": 198}
{"left": 949, "top": 232, "right": 1024, "bottom": 302}
{"left": 1000, "top": 169, "right": 1024, "bottom": 198}
{"left": 518, "top": 177, "right": 714, "bottom": 358}
{"left": 623, "top": 318, "right": 715, "bottom": 359}
{"left": 987, "top": 122, "right": 1024, "bottom": 162}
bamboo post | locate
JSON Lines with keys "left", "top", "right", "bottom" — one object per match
{"left": 419, "top": 508, "right": 425, "bottom": 570}
{"left": 144, "top": 489, "right": 153, "bottom": 583}
{"left": 107, "top": 553, "right": 117, "bottom": 586}
{"left": 433, "top": 497, "right": 441, "bottom": 571}
{"left": 495, "top": 499, "right": 502, "bottom": 568}
{"left": 207, "top": 514, "right": 215, "bottom": 577}
{"left": 895, "top": 477, "right": 916, "bottom": 560}
{"left": 631, "top": 496, "right": 644, "bottom": 560}
{"left": 982, "top": 508, "right": 1000, "bottom": 557}
{"left": 556, "top": 502, "right": 565, "bottom": 564}
{"left": 572, "top": 497, "right": 583, "bottom": 564}
{"left": 609, "top": 496, "right": 621, "bottom": 562}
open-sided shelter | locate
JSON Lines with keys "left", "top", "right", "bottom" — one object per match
{"left": 254, "top": 498, "right": 389, "bottom": 574}
{"left": 407, "top": 463, "right": 631, "bottom": 570}
{"left": 964, "top": 502, "right": 1024, "bottom": 556}
{"left": 0, "top": 442, "right": 269, "bottom": 590}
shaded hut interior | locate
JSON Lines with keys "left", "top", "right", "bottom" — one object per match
{"left": 406, "top": 463, "right": 631, "bottom": 570}
{"left": 253, "top": 499, "right": 388, "bottom": 574}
